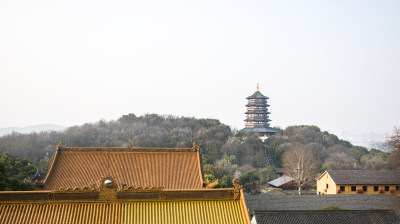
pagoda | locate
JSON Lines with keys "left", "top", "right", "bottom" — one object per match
{"left": 241, "top": 83, "right": 277, "bottom": 136}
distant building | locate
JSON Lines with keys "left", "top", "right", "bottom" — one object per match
{"left": 316, "top": 170, "right": 400, "bottom": 196}
{"left": 241, "top": 83, "right": 277, "bottom": 136}
{"left": 268, "top": 176, "right": 295, "bottom": 189}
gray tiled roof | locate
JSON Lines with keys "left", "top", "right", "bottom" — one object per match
{"left": 241, "top": 127, "right": 277, "bottom": 133}
{"left": 253, "top": 210, "right": 400, "bottom": 224}
{"left": 245, "top": 194, "right": 400, "bottom": 215}
{"left": 326, "top": 170, "right": 400, "bottom": 185}
{"left": 268, "top": 176, "right": 294, "bottom": 187}
{"left": 247, "top": 91, "right": 268, "bottom": 99}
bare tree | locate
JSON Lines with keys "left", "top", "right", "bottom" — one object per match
{"left": 385, "top": 127, "right": 400, "bottom": 151}
{"left": 283, "top": 145, "right": 318, "bottom": 195}
{"left": 386, "top": 127, "right": 400, "bottom": 170}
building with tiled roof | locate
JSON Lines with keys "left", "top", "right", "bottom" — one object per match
{"left": 0, "top": 177, "right": 251, "bottom": 224}
{"left": 316, "top": 170, "right": 400, "bottom": 196}
{"left": 35, "top": 142, "right": 206, "bottom": 190}
{"left": 268, "top": 176, "right": 295, "bottom": 188}
{"left": 251, "top": 210, "right": 400, "bottom": 224}
{"left": 245, "top": 194, "right": 400, "bottom": 215}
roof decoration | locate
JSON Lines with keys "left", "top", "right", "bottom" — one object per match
{"left": 56, "top": 140, "right": 63, "bottom": 151}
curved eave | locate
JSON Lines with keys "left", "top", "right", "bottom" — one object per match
{"left": 245, "top": 104, "right": 270, "bottom": 107}
{"left": 246, "top": 91, "right": 269, "bottom": 100}
{"left": 241, "top": 127, "right": 277, "bottom": 133}
{"left": 245, "top": 111, "right": 270, "bottom": 114}
{"left": 41, "top": 149, "right": 60, "bottom": 186}
{"left": 244, "top": 119, "right": 271, "bottom": 122}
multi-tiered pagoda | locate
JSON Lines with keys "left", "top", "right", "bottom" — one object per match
{"left": 241, "top": 84, "right": 277, "bottom": 136}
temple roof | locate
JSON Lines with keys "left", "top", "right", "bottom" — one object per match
{"left": 241, "top": 127, "right": 277, "bottom": 133}
{"left": 246, "top": 91, "right": 269, "bottom": 100}
{"left": 0, "top": 180, "right": 250, "bottom": 224}
{"left": 40, "top": 144, "right": 205, "bottom": 190}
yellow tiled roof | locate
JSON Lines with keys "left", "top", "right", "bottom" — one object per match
{"left": 0, "top": 188, "right": 250, "bottom": 224}
{"left": 0, "top": 201, "right": 246, "bottom": 224}
{"left": 41, "top": 146, "right": 204, "bottom": 190}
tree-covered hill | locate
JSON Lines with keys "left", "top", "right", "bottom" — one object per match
{"left": 0, "top": 114, "right": 390, "bottom": 172}
{"left": 0, "top": 113, "right": 395, "bottom": 191}
{"left": 266, "top": 125, "right": 390, "bottom": 170}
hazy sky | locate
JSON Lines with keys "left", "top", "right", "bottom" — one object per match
{"left": 1, "top": 0, "right": 399, "bottom": 136}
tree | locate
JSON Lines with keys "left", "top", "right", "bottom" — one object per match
{"left": 282, "top": 145, "right": 318, "bottom": 195}
{"left": 261, "top": 166, "right": 277, "bottom": 185}
{"left": 240, "top": 170, "right": 260, "bottom": 193}
{"left": 386, "top": 127, "right": 400, "bottom": 170}
{"left": 322, "top": 152, "right": 357, "bottom": 170}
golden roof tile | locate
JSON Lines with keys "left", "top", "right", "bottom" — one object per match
{"left": 40, "top": 146, "right": 204, "bottom": 190}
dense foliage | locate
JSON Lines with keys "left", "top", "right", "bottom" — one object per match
{"left": 0, "top": 153, "right": 34, "bottom": 190}
{"left": 0, "top": 114, "right": 395, "bottom": 192}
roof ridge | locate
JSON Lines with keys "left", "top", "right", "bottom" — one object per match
{"left": 59, "top": 147, "right": 198, "bottom": 152}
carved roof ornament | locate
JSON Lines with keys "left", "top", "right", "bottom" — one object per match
{"left": 120, "top": 185, "right": 164, "bottom": 191}
{"left": 56, "top": 140, "right": 64, "bottom": 151}
{"left": 205, "top": 179, "right": 219, "bottom": 189}
{"left": 233, "top": 178, "right": 242, "bottom": 190}
{"left": 232, "top": 178, "right": 242, "bottom": 199}
{"left": 127, "top": 140, "right": 132, "bottom": 149}
{"left": 192, "top": 142, "right": 200, "bottom": 152}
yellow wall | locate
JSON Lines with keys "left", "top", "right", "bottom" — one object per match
{"left": 335, "top": 185, "right": 399, "bottom": 196}
{"left": 316, "top": 171, "right": 400, "bottom": 196}
{"left": 316, "top": 172, "right": 337, "bottom": 195}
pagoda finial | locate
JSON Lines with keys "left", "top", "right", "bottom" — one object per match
{"left": 256, "top": 82, "right": 259, "bottom": 92}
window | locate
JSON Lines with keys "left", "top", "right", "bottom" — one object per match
{"left": 374, "top": 186, "right": 379, "bottom": 192}
{"left": 340, "top": 186, "right": 345, "bottom": 192}
{"left": 363, "top": 186, "right": 367, "bottom": 192}
{"left": 326, "top": 184, "right": 329, "bottom": 189}
{"left": 397, "top": 186, "right": 400, "bottom": 191}
{"left": 351, "top": 186, "right": 356, "bottom": 191}
{"left": 385, "top": 186, "right": 390, "bottom": 191}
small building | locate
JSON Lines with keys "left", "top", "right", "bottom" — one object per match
{"left": 268, "top": 176, "right": 295, "bottom": 189}
{"left": 241, "top": 84, "right": 277, "bottom": 136}
{"left": 316, "top": 170, "right": 400, "bottom": 196}
{"left": 274, "top": 168, "right": 285, "bottom": 177}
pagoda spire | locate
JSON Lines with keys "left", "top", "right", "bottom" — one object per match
{"left": 256, "top": 82, "right": 259, "bottom": 92}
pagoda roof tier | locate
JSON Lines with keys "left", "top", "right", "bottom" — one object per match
{"left": 39, "top": 144, "right": 205, "bottom": 191}
{"left": 244, "top": 118, "right": 271, "bottom": 122}
{"left": 246, "top": 103, "right": 270, "bottom": 107}
{"left": 245, "top": 111, "right": 270, "bottom": 114}
{"left": 241, "top": 127, "right": 277, "bottom": 134}
{"left": 246, "top": 91, "right": 269, "bottom": 100}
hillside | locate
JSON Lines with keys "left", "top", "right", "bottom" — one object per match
{"left": 0, "top": 113, "right": 394, "bottom": 191}
{"left": 0, "top": 113, "right": 390, "bottom": 172}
